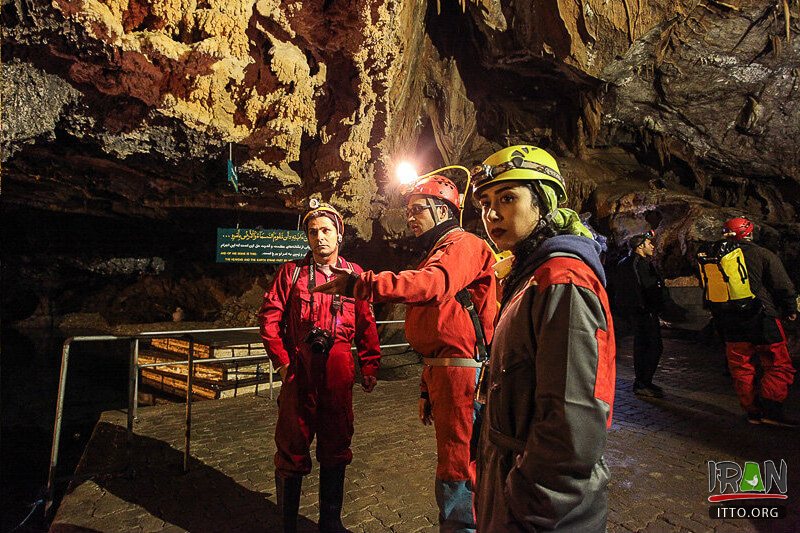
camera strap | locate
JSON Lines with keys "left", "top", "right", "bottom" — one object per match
{"left": 307, "top": 255, "right": 343, "bottom": 330}
{"left": 308, "top": 256, "right": 318, "bottom": 323}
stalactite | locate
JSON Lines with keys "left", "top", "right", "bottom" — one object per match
{"left": 771, "top": 34, "right": 782, "bottom": 57}
{"left": 580, "top": 92, "right": 602, "bottom": 149}
{"left": 782, "top": 0, "right": 791, "bottom": 42}
{"left": 437, "top": 0, "right": 468, "bottom": 14}
{"left": 622, "top": 0, "right": 635, "bottom": 44}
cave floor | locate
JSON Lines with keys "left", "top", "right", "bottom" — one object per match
{"left": 50, "top": 335, "right": 800, "bottom": 533}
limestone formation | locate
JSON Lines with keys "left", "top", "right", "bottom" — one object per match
{"left": 3, "top": 0, "right": 799, "bottom": 325}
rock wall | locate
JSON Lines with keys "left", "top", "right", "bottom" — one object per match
{"left": 2, "top": 0, "right": 799, "bottom": 325}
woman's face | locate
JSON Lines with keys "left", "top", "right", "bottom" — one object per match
{"left": 478, "top": 182, "right": 541, "bottom": 252}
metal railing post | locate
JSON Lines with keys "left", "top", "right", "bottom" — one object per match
{"left": 45, "top": 339, "right": 72, "bottom": 513}
{"left": 183, "top": 337, "right": 195, "bottom": 472}
{"left": 43, "top": 324, "right": 409, "bottom": 490}
{"left": 269, "top": 358, "right": 274, "bottom": 400}
{"left": 127, "top": 338, "right": 139, "bottom": 440}
{"left": 233, "top": 346, "right": 240, "bottom": 397}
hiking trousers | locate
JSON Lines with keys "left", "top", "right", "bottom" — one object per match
{"left": 633, "top": 312, "right": 663, "bottom": 385}
{"left": 726, "top": 319, "right": 796, "bottom": 413}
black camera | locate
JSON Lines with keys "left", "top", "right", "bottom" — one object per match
{"left": 304, "top": 327, "right": 334, "bottom": 355}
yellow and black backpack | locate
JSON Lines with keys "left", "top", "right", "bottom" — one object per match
{"left": 696, "top": 240, "right": 755, "bottom": 306}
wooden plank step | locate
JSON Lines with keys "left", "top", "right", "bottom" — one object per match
{"left": 141, "top": 368, "right": 278, "bottom": 400}
{"left": 149, "top": 338, "right": 212, "bottom": 358}
{"left": 139, "top": 353, "right": 226, "bottom": 380}
{"left": 138, "top": 347, "right": 271, "bottom": 377}
{"left": 148, "top": 336, "right": 267, "bottom": 359}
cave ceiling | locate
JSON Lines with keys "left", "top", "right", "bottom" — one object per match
{"left": 2, "top": 0, "right": 799, "bottom": 257}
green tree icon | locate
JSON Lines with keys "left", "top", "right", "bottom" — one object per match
{"left": 739, "top": 462, "right": 765, "bottom": 492}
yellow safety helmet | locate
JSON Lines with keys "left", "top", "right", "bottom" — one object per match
{"left": 302, "top": 201, "right": 344, "bottom": 235}
{"left": 471, "top": 145, "right": 567, "bottom": 205}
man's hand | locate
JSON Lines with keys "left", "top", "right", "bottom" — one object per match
{"left": 312, "top": 265, "right": 357, "bottom": 296}
{"left": 361, "top": 375, "right": 377, "bottom": 393}
{"left": 418, "top": 398, "right": 433, "bottom": 426}
{"left": 277, "top": 364, "right": 289, "bottom": 382}
{"left": 788, "top": 313, "right": 797, "bottom": 321}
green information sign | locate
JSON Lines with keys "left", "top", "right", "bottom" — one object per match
{"left": 216, "top": 228, "right": 309, "bottom": 263}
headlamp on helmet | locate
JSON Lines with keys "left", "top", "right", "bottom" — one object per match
{"left": 629, "top": 230, "right": 655, "bottom": 249}
{"left": 471, "top": 145, "right": 567, "bottom": 205}
{"left": 471, "top": 159, "right": 564, "bottom": 193}
{"left": 302, "top": 200, "right": 344, "bottom": 235}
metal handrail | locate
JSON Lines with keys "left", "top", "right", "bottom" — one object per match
{"left": 46, "top": 322, "right": 410, "bottom": 512}
{"left": 136, "top": 343, "right": 411, "bottom": 370}
{"left": 46, "top": 331, "right": 187, "bottom": 512}
{"left": 137, "top": 354, "right": 271, "bottom": 368}
{"left": 136, "top": 320, "right": 403, "bottom": 335}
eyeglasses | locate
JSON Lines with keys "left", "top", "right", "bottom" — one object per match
{"left": 405, "top": 204, "right": 433, "bottom": 218}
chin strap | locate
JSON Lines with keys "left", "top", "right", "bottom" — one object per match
{"left": 529, "top": 215, "right": 552, "bottom": 241}
{"left": 426, "top": 197, "right": 441, "bottom": 225}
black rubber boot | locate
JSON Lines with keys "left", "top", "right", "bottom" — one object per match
{"left": 319, "top": 465, "right": 347, "bottom": 533}
{"left": 276, "top": 474, "right": 303, "bottom": 533}
{"left": 761, "top": 399, "right": 799, "bottom": 428}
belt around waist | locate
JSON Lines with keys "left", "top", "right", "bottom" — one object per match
{"left": 422, "top": 357, "right": 482, "bottom": 368}
{"left": 488, "top": 427, "right": 525, "bottom": 453}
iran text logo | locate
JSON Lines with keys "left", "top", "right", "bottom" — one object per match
{"left": 707, "top": 460, "right": 788, "bottom": 503}
{"left": 707, "top": 460, "right": 788, "bottom": 519}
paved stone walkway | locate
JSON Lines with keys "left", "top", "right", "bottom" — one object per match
{"left": 51, "top": 335, "right": 800, "bottom": 532}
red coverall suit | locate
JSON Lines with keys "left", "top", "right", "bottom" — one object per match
{"left": 258, "top": 256, "right": 381, "bottom": 476}
{"left": 352, "top": 228, "right": 496, "bottom": 531}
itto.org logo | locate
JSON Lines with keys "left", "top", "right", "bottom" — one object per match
{"left": 707, "top": 460, "right": 788, "bottom": 519}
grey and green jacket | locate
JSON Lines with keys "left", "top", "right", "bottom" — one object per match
{"left": 476, "top": 235, "right": 616, "bottom": 532}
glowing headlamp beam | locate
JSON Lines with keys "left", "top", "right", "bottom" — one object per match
{"left": 396, "top": 161, "right": 419, "bottom": 186}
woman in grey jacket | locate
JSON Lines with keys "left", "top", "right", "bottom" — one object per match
{"left": 471, "top": 145, "right": 616, "bottom": 532}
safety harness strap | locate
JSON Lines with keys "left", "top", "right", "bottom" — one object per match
{"left": 455, "top": 288, "right": 489, "bottom": 363}
{"left": 422, "top": 357, "right": 482, "bottom": 368}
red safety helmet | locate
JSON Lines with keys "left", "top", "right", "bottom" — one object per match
{"left": 724, "top": 217, "right": 754, "bottom": 240}
{"left": 404, "top": 175, "right": 461, "bottom": 213}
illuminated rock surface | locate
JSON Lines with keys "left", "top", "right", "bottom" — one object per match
{"left": 2, "top": 0, "right": 798, "bottom": 325}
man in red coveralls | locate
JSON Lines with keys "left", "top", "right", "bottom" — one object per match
{"left": 314, "top": 176, "right": 496, "bottom": 533}
{"left": 258, "top": 202, "right": 381, "bottom": 533}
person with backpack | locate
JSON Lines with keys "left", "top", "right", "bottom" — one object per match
{"left": 702, "top": 217, "right": 797, "bottom": 426}
{"left": 470, "top": 145, "right": 615, "bottom": 532}
{"left": 615, "top": 230, "right": 667, "bottom": 398}
{"left": 257, "top": 202, "right": 381, "bottom": 532}
{"left": 313, "top": 175, "right": 497, "bottom": 533}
